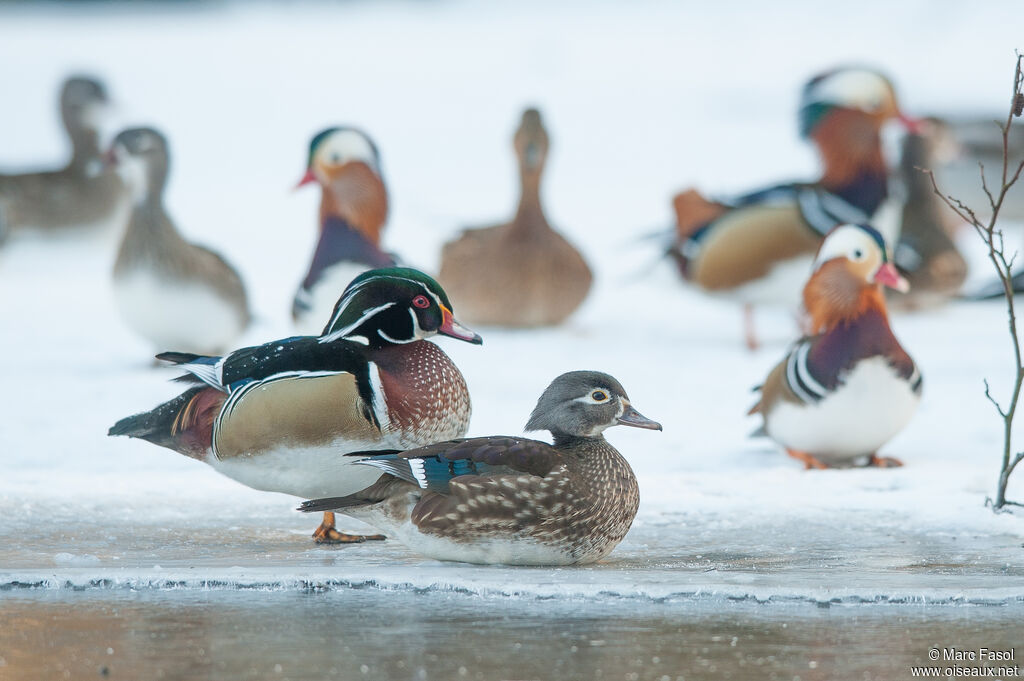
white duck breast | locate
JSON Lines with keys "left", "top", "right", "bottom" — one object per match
{"left": 766, "top": 356, "right": 920, "bottom": 463}
{"left": 114, "top": 268, "right": 245, "bottom": 354}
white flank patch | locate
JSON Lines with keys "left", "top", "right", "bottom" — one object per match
{"left": 766, "top": 356, "right": 920, "bottom": 462}
{"left": 114, "top": 269, "right": 245, "bottom": 354}
{"left": 206, "top": 442, "right": 385, "bottom": 499}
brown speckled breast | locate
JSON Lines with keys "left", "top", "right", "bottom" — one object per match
{"left": 371, "top": 340, "right": 472, "bottom": 448}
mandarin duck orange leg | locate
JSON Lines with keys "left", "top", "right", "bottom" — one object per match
{"left": 867, "top": 454, "right": 904, "bottom": 468}
{"left": 312, "top": 511, "right": 386, "bottom": 544}
{"left": 786, "top": 449, "right": 830, "bottom": 470}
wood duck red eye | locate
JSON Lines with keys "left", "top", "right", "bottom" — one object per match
{"left": 412, "top": 295, "right": 430, "bottom": 309}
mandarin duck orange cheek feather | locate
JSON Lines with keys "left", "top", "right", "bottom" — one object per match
{"left": 299, "top": 370, "right": 661, "bottom": 566}
{"left": 666, "top": 67, "right": 920, "bottom": 350}
{"left": 292, "top": 127, "right": 396, "bottom": 335}
{"left": 109, "top": 267, "right": 481, "bottom": 545}
{"left": 750, "top": 224, "right": 921, "bottom": 470}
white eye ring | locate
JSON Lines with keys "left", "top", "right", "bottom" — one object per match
{"left": 852, "top": 248, "right": 865, "bottom": 261}
{"left": 591, "top": 390, "right": 609, "bottom": 402}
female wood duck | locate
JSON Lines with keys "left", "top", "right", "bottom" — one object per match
{"left": 668, "top": 67, "right": 918, "bottom": 349}
{"left": 0, "top": 76, "right": 125, "bottom": 238}
{"left": 749, "top": 224, "right": 921, "bottom": 469}
{"left": 438, "top": 108, "right": 593, "bottom": 327}
{"left": 299, "top": 370, "right": 661, "bottom": 565}
{"left": 891, "top": 120, "right": 967, "bottom": 308}
{"left": 109, "top": 267, "right": 483, "bottom": 544}
{"left": 292, "top": 127, "right": 395, "bottom": 335}
{"left": 110, "top": 127, "right": 250, "bottom": 355}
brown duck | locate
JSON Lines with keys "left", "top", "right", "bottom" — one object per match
{"left": 0, "top": 76, "right": 125, "bottom": 239}
{"left": 439, "top": 108, "right": 592, "bottom": 327}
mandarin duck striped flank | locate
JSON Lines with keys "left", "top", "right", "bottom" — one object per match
{"left": 0, "top": 76, "right": 126, "bottom": 238}
{"left": 292, "top": 127, "right": 396, "bottom": 334}
{"left": 109, "top": 127, "right": 250, "bottom": 355}
{"left": 109, "top": 267, "right": 482, "bottom": 544}
{"left": 299, "top": 371, "right": 661, "bottom": 566}
{"left": 750, "top": 224, "right": 921, "bottom": 469}
{"left": 667, "top": 68, "right": 918, "bottom": 349}
{"left": 438, "top": 108, "right": 592, "bottom": 327}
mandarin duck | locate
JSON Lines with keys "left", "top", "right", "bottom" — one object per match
{"left": 109, "top": 267, "right": 483, "bottom": 544}
{"left": 0, "top": 76, "right": 125, "bottom": 238}
{"left": 109, "top": 127, "right": 250, "bottom": 355}
{"left": 299, "top": 370, "right": 661, "bottom": 565}
{"left": 749, "top": 224, "right": 921, "bottom": 469}
{"left": 438, "top": 108, "right": 593, "bottom": 327}
{"left": 292, "top": 127, "right": 395, "bottom": 335}
{"left": 668, "top": 67, "right": 918, "bottom": 349}
{"left": 890, "top": 120, "right": 967, "bottom": 308}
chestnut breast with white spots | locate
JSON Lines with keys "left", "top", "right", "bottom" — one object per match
{"left": 372, "top": 340, "right": 472, "bottom": 447}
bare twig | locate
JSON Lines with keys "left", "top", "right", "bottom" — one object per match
{"left": 928, "top": 53, "right": 1024, "bottom": 511}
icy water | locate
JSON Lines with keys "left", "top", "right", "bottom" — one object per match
{"left": 2, "top": 590, "right": 1022, "bottom": 681}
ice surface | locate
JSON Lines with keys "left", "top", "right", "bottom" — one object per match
{"left": 1, "top": 0, "right": 1023, "bottom": 612}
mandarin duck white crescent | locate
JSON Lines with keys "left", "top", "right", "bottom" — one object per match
{"left": 750, "top": 224, "right": 921, "bottom": 469}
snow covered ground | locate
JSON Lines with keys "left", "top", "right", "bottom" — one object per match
{"left": 2, "top": 1, "right": 1024, "bottom": 678}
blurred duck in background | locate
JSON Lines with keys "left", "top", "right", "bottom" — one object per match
{"left": 917, "top": 116, "right": 1024, "bottom": 299}
{"left": 109, "top": 127, "right": 250, "bottom": 355}
{"left": 889, "top": 119, "right": 968, "bottom": 308}
{"left": 750, "top": 224, "right": 921, "bottom": 470}
{"left": 292, "top": 127, "right": 395, "bottom": 335}
{"left": 667, "top": 67, "right": 918, "bottom": 349}
{"left": 438, "top": 108, "right": 592, "bottom": 327}
{"left": 0, "top": 76, "right": 125, "bottom": 241}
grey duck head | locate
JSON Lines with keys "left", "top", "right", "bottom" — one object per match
{"left": 108, "top": 127, "right": 170, "bottom": 202}
{"left": 525, "top": 371, "right": 662, "bottom": 439}
{"left": 60, "top": 76, "right": 108, "bottom": 132}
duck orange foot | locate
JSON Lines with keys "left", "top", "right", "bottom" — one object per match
{"left": 786, "top": 449, "right": 830, "bottom": 470}
{"left": 867, "top": 454, "right": 904, "bottom": 468}
{"left": 312, "top": 511, "right": 386, "bottom": 544}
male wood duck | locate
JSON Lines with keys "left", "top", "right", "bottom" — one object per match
{"left": 299, "top": 370, "right": 661, "bottom": 565}
{"left": 292, "top": 127, "right": 396, "bottom": 335}
{"left": 749, "top": 224, "right": 921, "bottom": 469}
{"left": 891, "top": 120, "right": 967, "bottom": 308}
{"left": 109, "top": 267, "right": 483, "bottom": 544}
{"left": 109, "top": 127, "right": 250, "bottom": 355}
{"left": 0, "top": 76, "right": 125, "bottom": 238}
{"left": 438, "top": 108, "right": 593, "bottom": 327}
{"left": 668, "top": 67, "right": 918, "bottom": 349}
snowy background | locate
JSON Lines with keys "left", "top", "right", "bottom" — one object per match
{"left": 2, "top": 0, "right": 1023, "bottom": 627}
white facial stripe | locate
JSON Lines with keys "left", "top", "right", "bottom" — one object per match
{"left": 320, "top": 302, "right": 395, "bottom": 343}
{"left": 316, "top": 130, "right": 378, "bottom": 170}
{"left": 814, "top": 224, "right": 882, "bottom": 271}
{"left": 574, "top": 388, "right": 614, "bottom": 405}
{"left": 806, "top": 69, "right": 891, "bottom": 113}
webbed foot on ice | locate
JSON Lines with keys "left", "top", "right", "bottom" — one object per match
{"left": 867, "top": 454, "right": 904, "bottom": 468}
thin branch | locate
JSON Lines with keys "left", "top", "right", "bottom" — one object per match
{"left": 983, "top": 379, "right": 1007, "bottom": 417}
{"left": 979, "top": 160, "right": 996, "bottom": 211}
